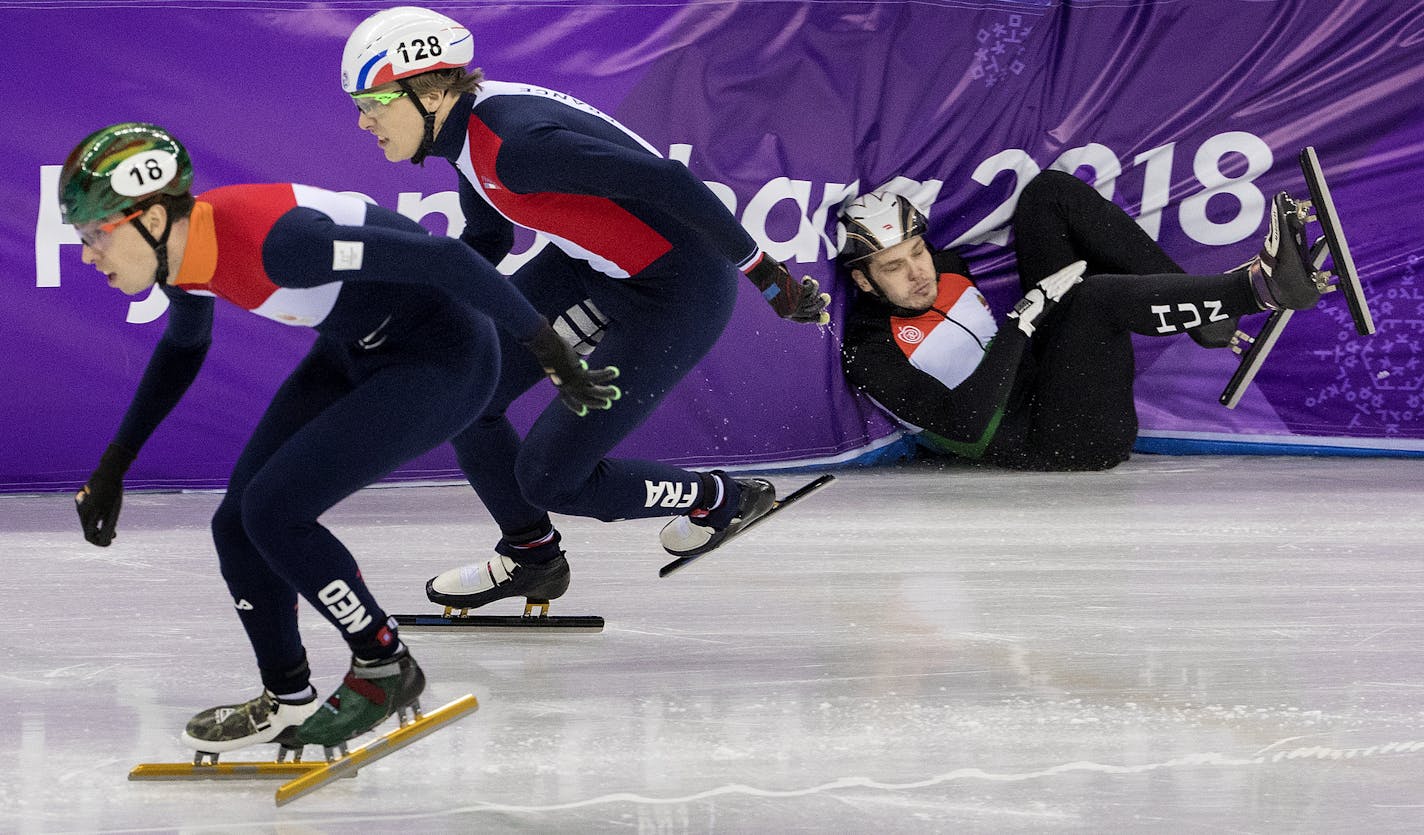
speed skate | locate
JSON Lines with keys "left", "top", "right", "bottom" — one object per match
{"left": 659, "top": 474, "right": 836, "bottom": 577}
{"left": 1219, "top": 146, "right": 1376, "bottom": 408}
{"left": 129, "top": 694, "right": 478, "bottom": 806}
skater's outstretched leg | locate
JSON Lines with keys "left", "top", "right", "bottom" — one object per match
{"left": 1013, "top": 169, "right": 1245, "bottom": 348}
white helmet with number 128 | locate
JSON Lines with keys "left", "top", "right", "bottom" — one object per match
{"left": 341, "top": 6, "right": 474, "bottom": 94}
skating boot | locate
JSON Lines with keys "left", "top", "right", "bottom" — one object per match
{"left": 180, "top": 689, "right": 320, "bottom": 756}
{"left": 425, "top": 542, "right": 570, "bottom": 610}
{"left": 1248, "top": 192, "right": 1322, "bottom": 311}
{"left": 296, "top": 646, "right": 425, "bottom": 750}
{"left": 660, "top": 471, "right": 777, "bottom": 558}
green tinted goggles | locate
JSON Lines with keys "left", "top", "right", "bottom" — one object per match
{"left": 351, "top": 90, "right": 408, "bottom": 114}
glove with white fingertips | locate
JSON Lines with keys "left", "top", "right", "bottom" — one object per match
{"left": 523, "top": 321, "right": 621, "bottom": 416}
{"left": 76, "top": 443, "right": 135, "bottom": 547}
{"left": 746, "top": 253, "right": 831, "bottom": 325}
{"left": 1006, "top": 260, "right": 1087, "bottom": 337}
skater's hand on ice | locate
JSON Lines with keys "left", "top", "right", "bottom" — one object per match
{"left": 75, "top": 444, "right": 134, "bottom": 547}
{"left": 524, "top": 322, "right": 621, "bottom": 417}
{"left": 746, "top": 254, "right": 831, "bottom": 325}
{"left": 1008, "top": 260, "right": 1086, "bottom": 337}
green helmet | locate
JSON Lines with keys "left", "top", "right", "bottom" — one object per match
{"left": 59, "top": 122, "right": 193, "bottom": 226}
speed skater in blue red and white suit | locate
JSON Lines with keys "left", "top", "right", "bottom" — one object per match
{"left": 60, "top": 122, "right": 616, "bottom": 755}
{"left": 340, "top": 7, "right": 832, "bottom": 611}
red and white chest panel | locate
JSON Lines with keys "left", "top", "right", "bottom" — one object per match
{"left": 175, "top": 184, "right": 367, "bottom": 327}
{"left": 454, "top": 81, "right": 671, "bottom": 279}
{"left": 892, "top": 273, "right": 999, "bottom": 389}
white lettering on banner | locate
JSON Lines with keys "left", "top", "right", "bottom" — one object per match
{"left": 1178, "top": 131, "right": 1272, "bottom": 245}
{"left": 35, "top": 165, "right": 73, "bottom": 289}
{"left": 1133, "top": 143, "right": 1176, "bottom": 240}
{"left": 949, "top": 148, "right": 1044, "bottom": 248}
{"left": 743, "top": 177, "right": 818, "bottom": 263}
{"left": 396, "top": 189, "right": 460, "bottom": 235}
{"left": 817, "top": 181, "right": 864, "bottom": 256}
{"left": 125, "top": 285, "right": 170, "bottom": 324}
{"left": 1054, "top": 142, "right": 1122, "bottom": 200}
{"left": 35, "top": 131, "right": 1276, "bottom": 321}
{"left": 948, "top": 131, "right": 1274, "bottom": 249}
{"left": 670, "top": 143, "right": 865, "bottom": 259}
{"left": 317, "top": 579, "right": 373, "bottom": 634}
{"left": 395, "top": 184, "right": 553, "bottom": 273}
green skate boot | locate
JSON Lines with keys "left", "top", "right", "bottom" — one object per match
{"left": 296, "top": 648, "right": 425, "bottom": 754}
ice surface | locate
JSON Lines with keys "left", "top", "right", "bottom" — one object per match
{"left": 2, "top": 455, "right": 1422, "bottom": 832}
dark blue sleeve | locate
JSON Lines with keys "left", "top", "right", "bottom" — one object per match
{"left": 455, "top": 172, "right": 515, "bottom": 264}
{"left": 495, "top": 126, "right": 761, "bottom": 268}
{"left": 263, "top": 206, "right": 545, "bottom": 342}
{"left": 112, "top": 285, "right": 214, "bottom": 453}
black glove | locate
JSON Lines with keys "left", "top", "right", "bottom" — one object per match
{"left": 524, "top": 322, "right": 621, "bottom": 417}
{"left": 75, "top": 443, "right": 135, "bottom": 547}
{"left": 747, "top": 254, "right": 831, "bottom": 325}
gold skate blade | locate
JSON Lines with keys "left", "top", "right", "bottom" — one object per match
{"left": 274, "top": 694, "right": 478, "bottom": 806}
{"left": 129, "top": 761, "right": 338, "bottom": 781}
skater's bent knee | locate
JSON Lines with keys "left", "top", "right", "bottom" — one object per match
{"left": 211, "top": 495, "right": 246, "bottom": 541}
{"left": 513, "top": 443, "right": 600, "bottom": 513}
{"left": 238, "top": 487, "right": 320, "bottom": 548}
{"left": 1020, "top": 169, "right": 1086, "bottom": 208}
{"left": 515, "top": 470, "right": 584, "bottom": 514}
